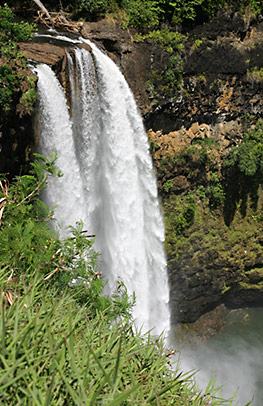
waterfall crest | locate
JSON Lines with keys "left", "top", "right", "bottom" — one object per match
{"left": 35, "top": 38, "right": 170, "bottom": 336}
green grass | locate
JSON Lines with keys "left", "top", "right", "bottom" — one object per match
{"left": 0, "top": 276, "right": 236, "bottom": 405}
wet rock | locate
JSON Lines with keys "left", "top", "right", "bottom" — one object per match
{"left": 19, "top": 42, "right": 66, "bottom": 69}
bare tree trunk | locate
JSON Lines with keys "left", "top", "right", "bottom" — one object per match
{"left": 32, "top": 0, "right": 51, "bottom": 18}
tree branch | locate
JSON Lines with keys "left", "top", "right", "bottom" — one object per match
{"left": 32, "top": 0, "right": 51, "bottom": 19}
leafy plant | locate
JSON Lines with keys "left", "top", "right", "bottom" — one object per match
{"left": 206, "top": 172, "right": 225, "bottom": 208}
{"left": 163, "top": 179, "right": 174, "bottom": 193}
{"left": 246, "top": 66, "right": 263, "bottom": 85}
{"left": 201, "top": 0, "right": 263, "bottom": 19}
{"left": 19, "top": 85, "right": 38, "bottom": 114}
{"left": 183, "top": 144, "right": 210, "bottom": 166}
{"left": 167, "top": 0, "right": 204, "bottom": 24}
{"left": 222, "top": 119, "right": 263, "bottom": 223}
{"left": 193, "top": 38, "right": 203, "bottom": 48}
{"left": 0, "top": 274, "right": 233, "bottom": 405}
{"left": 0, "top": 4, "right": 36, "bottom": 110}
{"left": 165, "top": 196, "right": 196, "bottom": 236}
{"left": 120, "top": 0, "right": 161, "bottom": 28}
{"left": 223, "top": 119, "right": 263, "bottom": 178}
{"left": 136, "top": 28, "right": 185, "bottom": 97}
{"left": 136, "top": 28, "right": 185, "bottom": 53}
{"left": 75, "top": 0, "right": 110, "bottom": 19}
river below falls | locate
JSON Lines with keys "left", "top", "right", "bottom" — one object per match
{"left": 179, "top": 307, "right": 263, "bottom": 405}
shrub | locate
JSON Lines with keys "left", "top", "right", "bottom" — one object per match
{"left": 164, "top": 54, "right": 184, "bottom": 92}
{"left": 246, "top": 66, "right": 263, "bottom": 85}
{"left": 223, "top": 119, "right": 263, "bottom": 178}
{"left": 75, "top": 0, "right": 110, "bottom": 19}
{"left": 19, "top": 86, "right": 38, "bottom": 114}
{"left": 0, "top": 4, "right": 36, "bottom": 110}
{"left": 206, "top": 172, "right": 225, "bottom": 208}
{"left": 163, "top": 179, "right": 174, "bottom": 193}
{"left": 165, "top": 197, "right": 196, "bottom": 235}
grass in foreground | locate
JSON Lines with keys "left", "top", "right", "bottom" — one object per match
{"left": 0, "top": 277, "right": 237, "bottom": 405}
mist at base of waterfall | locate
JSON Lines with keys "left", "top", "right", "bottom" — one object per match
{"left": 178, "top": 307, "right": 263, "bottom": 405}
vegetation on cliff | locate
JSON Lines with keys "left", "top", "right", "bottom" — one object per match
{"left": 149, "top": 119, "right": 263, "bottom": 323}
{"left": 0, "top": 4, "right": 36, "bottom": 112}
{"left": 23, "top": 0, "right": 263, "bottom": 29}
{"left": 0, "top": 154, "right": 236, "bottom": 405}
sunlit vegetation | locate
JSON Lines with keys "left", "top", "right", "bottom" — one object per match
{"left": 0, "top": 4, "right": 36, "bottom": 110}
{"left": 53, "top": 0, "right": 263, "bottom": 28}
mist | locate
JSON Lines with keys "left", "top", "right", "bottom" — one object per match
{"left": 177, "top": 308, "right": 263, "bottom": 405}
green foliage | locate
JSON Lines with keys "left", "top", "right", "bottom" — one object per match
{"left": 206, "top": 172, "right": 225, "bottom": 208}
{"left": 0, "top": 4, "right": 36, "bottom": 110}
{"left": 197, "top": 185, "right": 206, "bottom": 200}
{"left": 222, "top": 120, "right": 263, "bottom": 224}
{"left": 200, "top": 0, "right": 227, "bottom": 17}
{"left": 192, "top": 137, "right": 219, "bottom": 149}
{"left": 0, "top": 153, "right": 61, "bottom": 281}
{"left": 73, "top": 0, "right": 243, "bottom": 28}
{"left": 165, "top": 195, "right": 196, "bottom": 235}
{"left": 223, "top": 119, "right": 263, "bottom": 178}
{"left": 0, "top": 3, "right": 35, "bottom": 45}
{"left": 75, "top": 0, "right": 110, "bottom": 19}
{"left": 164, "top": 54, "right": 184, "bottom": 92}
{"left": 19, "top": 84, "right": 38, "bottom": 114}
{"left": 36, "top": 0, "right": 263, "bottom": 27}
{"left": 183, "top": 144, "right": 210, "bottom": 165}
{"left": 121, "top": 0, "right": 204, "bottom": 27}
{"left": 136, "top": 28, "right": 185, "bottom": 53}
{"left": 0, "top": 277, "right": 231, "bottom": 405}
{"left": 200, "top": 0, "right": 263, "bottom": 19}
{"left": 121, "top": 0, "right": 160, "bottom": 28}
{"left": 150, "top": 140, "right": 160, "bottom": 153}
{"left": 246, "top": 66, "right": 263, "bottom": 85}
{"left": 163, "top": 179, "right": 174, "bottom": 193}
{"left": 0, "top": 65, "right": 22, "bottom": 109}
{"left": 193, "top": 38, "right": 204, "bottom": 48}
{"left": 168, "top": 0, "right": 204, "bottom": 24}
{"left": 234, "top": 0, "right": 262, "bottom": 16}
{"left": 136, "top": 28, "right": 185, "bottom": 97}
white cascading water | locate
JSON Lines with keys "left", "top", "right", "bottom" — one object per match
{"left": 35, "top": 38, "right": 170, "bottom": 336}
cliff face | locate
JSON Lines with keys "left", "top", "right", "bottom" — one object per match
{"left": 3, "top": 11, "right": 263, "bottom": 326}
{"left": 144, "top": 15, "right": 263, "bottom": 325}
{"left": 87, "top": 14, "right": 263, "bottom": 326}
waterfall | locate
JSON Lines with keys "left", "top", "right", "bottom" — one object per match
{"left": 35, "top": 38, "right": 170, "bottom": 336}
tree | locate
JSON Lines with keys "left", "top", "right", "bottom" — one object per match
{"left": 32, "top": 0, "right": 51, "bottom": 17}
